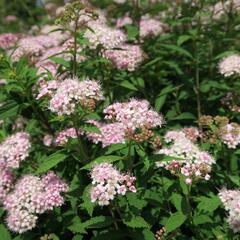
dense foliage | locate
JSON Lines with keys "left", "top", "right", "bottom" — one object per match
{"left": 0, "top": 0, "right": 240, "bottom": 239}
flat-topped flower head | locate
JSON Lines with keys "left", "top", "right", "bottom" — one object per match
{"left": 156, "top": 130, "right": 215, "bottom": 184}
{"left": 90, "top": 163, "right": 136, "bottom": 206}
{"left": 219, "top": 54, "right": 240, "bottom": 77}
{"left": 103, "top": 44, "right": 144, "bottom": 71}
{"left": 140, "top": 15, "right": 168, "bottom": 39}
{"left": 103, "top": 99, "right": 163, "bottom": 131}
{"left": 0, "top": 132, "right": 31, "bottom": 169}
{"left": 3, "top": 172, "right": 68, "bottom": 233}
{"left": 49, "top": 78, "right": 104, "bottom": 115}
{"left": 84, "top": 22, "right": 127, "bottom": 50}
{"left": 86, "top": 120, "right": 125, "bottom": 147}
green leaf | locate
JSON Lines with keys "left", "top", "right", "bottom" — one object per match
{"left": 105, "top": 144, "right": 126, "bottom": 155}
{"left": 0, "top": 224, "right": 11, "bottom": 240}
{"left": 50, "top": 57, "right": 70, "bottom": 68}
{"left": 171, "top": 193, "right": 189, "bottom": 215}
{"left": 81, "top": 155, "right": 123, "bottom": 170}
{"left": 0, "top": 101, "right": 19, "bottom": 120}
{"left": 193, "top": 215, "right": 213, "bottom": 225}
{"left": 72, "top": 235, "right": 83, "bottom": 240}
{"left": 197, "top": 196, "right": 221, "bottom": 213}
{"left": 127, "top": 193, "right": 147, "bottom": 210}
{"left": 123, "top": 216, "right": 150, "bottom": 229}
{"left": 132, "top": 229, "right": 155, "bottom": 240}
{"left": 177, "top": 35, "right": 192, "bottom": 46}
{"left": 120, "top": 81, "right": 138, "bottom": 91}
{"left": 82, "top": 126, "right": 101, "bottom": 134}
{"left": 160, "top": 44, "right": 193, "bottom": 59}
{"left": 165, "top": 212, "right": 187, "bottom": 233}
{"left": 36, "top": 152, "right": 67, "bottom": 174}
{"left": 80, "top": 185, "right": 94, "bottom": 216}
{"left": 170, "top": 112, "right": 196, "bottom": 120}
{"left": 125, "top": 25, "right": 139, "bottom": 40}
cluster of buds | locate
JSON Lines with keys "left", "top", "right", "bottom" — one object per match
{"left": 221, "top": 92, "right": 240, "bottom": 113}
{"left": 90, "top": 163, "right": 136, "bottom": 206}
{"left": 199, "top": 115, "right": 240, "bottom": 148}
{"left": 155, "top": 227, "right": 166, "bottom": 240}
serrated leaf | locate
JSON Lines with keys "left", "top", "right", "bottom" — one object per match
{"left": 125, "top": 25, "right": 139, "bottom": 40}
{"left": 80, "top": 185, "right": 94, "bottom": 216}
{"left": 170, "top": 112, "right": 196, "bottom": 120}
{"left": 165, "top": 212, "right": 187, "bottom": 233}
{"left": 177, "top": 35, "right": 191, "bottom": 46}
{"left": 197, "top": 196, "right": 221, "bottom": 213}
{"left": 120, "top": 81, "right": 138, "bottom": 91}
{"left": 105, "top": 144, "right": 126, "bottom": 155}
{"left": 0, "top": 224, "right": 11, "bottom": 240}
{"left": 82, "top": 126, "right": 101, "bottom": 134}
{"left": 127, "top": 193, "right": 147, "bottom": 210}
{"left": 50, "top": 57, "right": 70, "bottom": 68}
{"left": 72, "top": 235, "right": 83, "bottom": 240}
{"left": 81, "top": 155, "right": 123, "bottom": 170}
{"left": 36, "top": 152, "right": 67, "bottom": 174}
{"left": 160, "top": 44, "right": 193, "bottom": 59}
{"left": 123, "top": 216, "right": 150, "bottom": 229}
{"left": 193, "top": 215, "right": 213, "bottom": 225}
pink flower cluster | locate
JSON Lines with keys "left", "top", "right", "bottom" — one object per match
{"left": 0, "top": 33, "right": 19, "bottom": 49}
{"left": 104, "top": 99, "right": 163, "bottom": 131}
{"left": 90, "top": 163, "right": 136, "bottom": 206}
{"left": 0, "top": 132, "right": 31, "bottom": 169}
{"left": 55, "top": 127, "right": 83, "bottom": 145}
{"left": 220, "top": 123, "right": 240, "bottom": 149}
{"left": 219, "top": 188, "right": 240, "bottom": 233}
{"left": 156, "top": 130, "right": 215, "bottom": 184}
{"left": 219, "top": 54, "right": 240, "bottom": 77}
{"left": 103, "top": 44, "right": 144, "bottom": 71}
{"left": 3, "top": 172, "right": 68, "bottom": 233}
{"left": 0, "top": 132, "right": 31, "bottom": 202}
{"left": 84, "top": 22, "right": 126, "bottom": 50}
{"left": 87, "top": 99, "right": 163, "bottom": 146}
{"left": 86, "top": 120, "right": 125, "bottom": 147}
{"left": 140, "top": 15, "right": 168, "bottom": 39}
{"left": 46, "top": 78, "right": 104, "bottom": 115}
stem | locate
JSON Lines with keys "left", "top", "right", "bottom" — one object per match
{"left": 109, "top": 206, "right": 119, "bottom": 230}
{"left": 193, "top": 11, "right": 202, "bottom": 124}
{"left": 127, "top": 141, "right": 133, "bottom": 172}
{"left": 186, "top": 184, "right": 193, "bottom": 225}
{"left": 73, "top": 18, "right": 78, "bottom": 77}
{"left": 26, "top": 91, "right": 53, "bottom": 134}
{"left": 72, "top": 114, "right": 89, "bottom": 161}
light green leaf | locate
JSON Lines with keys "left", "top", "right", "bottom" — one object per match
{"left": 36, "top": 152, "right": 67, "bottom": 174}
{"left": 165, "top": 212, "right": 187, "bottom": 233}
{"left": 120, "top": 81, "right": 138, "bottom": 91}
{"left": 0, "top": 224, "right": 11, "bottom": 240}
{"left": 177, "top": 35, "right": 192, "bottom": 46}
{"left": 123, "top": 216, "right": 150, "bottom": 229}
